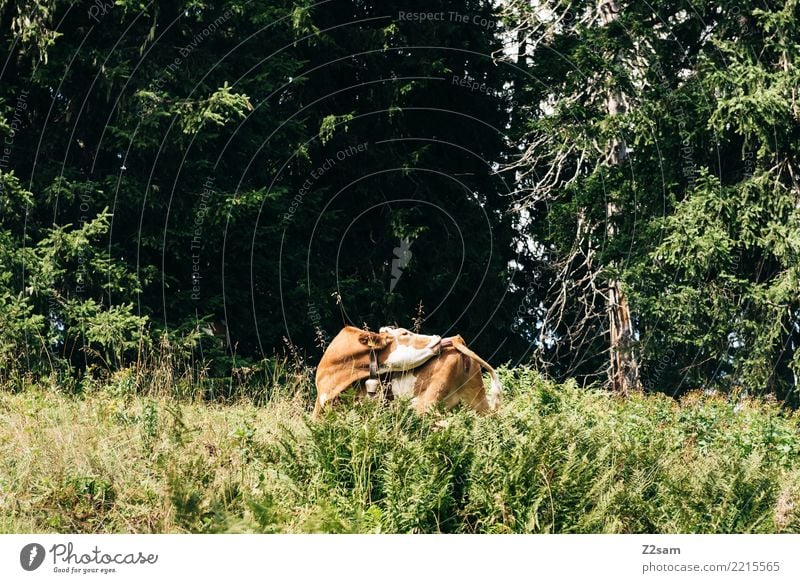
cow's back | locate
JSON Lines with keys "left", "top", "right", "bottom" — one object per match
{"left": 407, "top": 342, "right": 490, "bottom": 413}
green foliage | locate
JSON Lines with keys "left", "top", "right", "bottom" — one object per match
{"left": 506, "top": 0, "right": 800, "bottom": 397}
{"left": 6, "top": 367, "right": 800, "bottom": 533}
{"left": 244, "top": 368, "right": 800, "bottom": 533}
{"left": 45, "top": 475, "right": 116, "bottom": 531}
{"left": 2, "top": 4, "right": 800, "bottom": 547}
{"left": 0, "top": 0, "right": 797, "bottom": 399}
{"left": 1, "top": 0, "right": 527, "bottom": 386}
{"left": 318, "top": 113, "right": 353, "bottom": 145}
{"left": 630, "top": 170, "right": 800, "bottom": 395}
{"left": 0, "top": 173, "right": 147, "bottom": 380}
{"left": 178, "top": 82, "right": 253, "bottom": 135}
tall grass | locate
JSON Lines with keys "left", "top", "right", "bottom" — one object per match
{"left": 1, "top": 366, "right": 799, "bottom": 533}
{"left": 46, "top": 334, "right": 316, "bottom": 405}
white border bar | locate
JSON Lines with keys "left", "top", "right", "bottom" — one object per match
{"left": 2, "top": 534, "right": 798, "bottom": 582}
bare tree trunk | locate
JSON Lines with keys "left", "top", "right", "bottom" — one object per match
{"left": 600, "top": 0, "right": 640, "bottom": 394}
{"left": 607, "top": 271, "right": 639, "bottom": 394}
{"left": 516, "top": 9, "right": 527, "bottom": 67}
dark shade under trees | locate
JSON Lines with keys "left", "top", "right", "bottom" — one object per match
{"left": 1, "top": 0, "right": 797, "bottom": 402}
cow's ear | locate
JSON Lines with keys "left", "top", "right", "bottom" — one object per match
{"left": 359, "top": 332, "right": 387, "bottom": 349}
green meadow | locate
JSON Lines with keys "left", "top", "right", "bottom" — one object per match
{"left": 3, "top": 366, "right": 799, "bottom": 534}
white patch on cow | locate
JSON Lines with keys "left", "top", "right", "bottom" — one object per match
{"left": 391, "top": 372, "right": 417, "bottom": 399}
{"left": 487, "top": 373, "right": 503, "bottom": 410}
{"left": 380, "top": 328, "right": 440, "bottom": 350}
{"left": 380, "top": 344, "right": 436, "bottom": 372}
{"left": 318, "top": 394, "right": 328, "bottom": 406}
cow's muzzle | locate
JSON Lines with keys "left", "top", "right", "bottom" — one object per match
{"left": 427, "top": 335, "right": 443, "bottom": 353}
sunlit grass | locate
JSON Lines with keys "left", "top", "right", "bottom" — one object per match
{"left": 2, "top": 366, "right": 799, "bottom": 533}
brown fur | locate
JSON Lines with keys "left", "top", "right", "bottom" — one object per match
{"left": 313, "top": 329, "right": 498, "bottom": 417}
{"left": 409, "top": 336, "right": 492, "bottom": 414}
{"left": 313, "top": 326, "right": 438, "bottom": 417}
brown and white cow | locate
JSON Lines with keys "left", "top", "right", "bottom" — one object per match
{"left": 313, "top": 325, "right": 502, "bottom": 417}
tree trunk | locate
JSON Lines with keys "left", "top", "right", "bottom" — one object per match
{"left": 600, "top": 0, "right": 640, "bottom": 394}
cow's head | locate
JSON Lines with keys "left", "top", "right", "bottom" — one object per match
{"left": 378, "top": 326, "right": 442, "bottom": 353}
{"left": 376, "top": 327, "right": 442, "bottom": 373}
{"left": 353, "top": 326, "right": 439, "bottom": 350}
{"left": 316, "top": 325, "right": 444, "bottom": 409}
{"left": 350, "top": 326, "right": 442, "bottom": 372}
